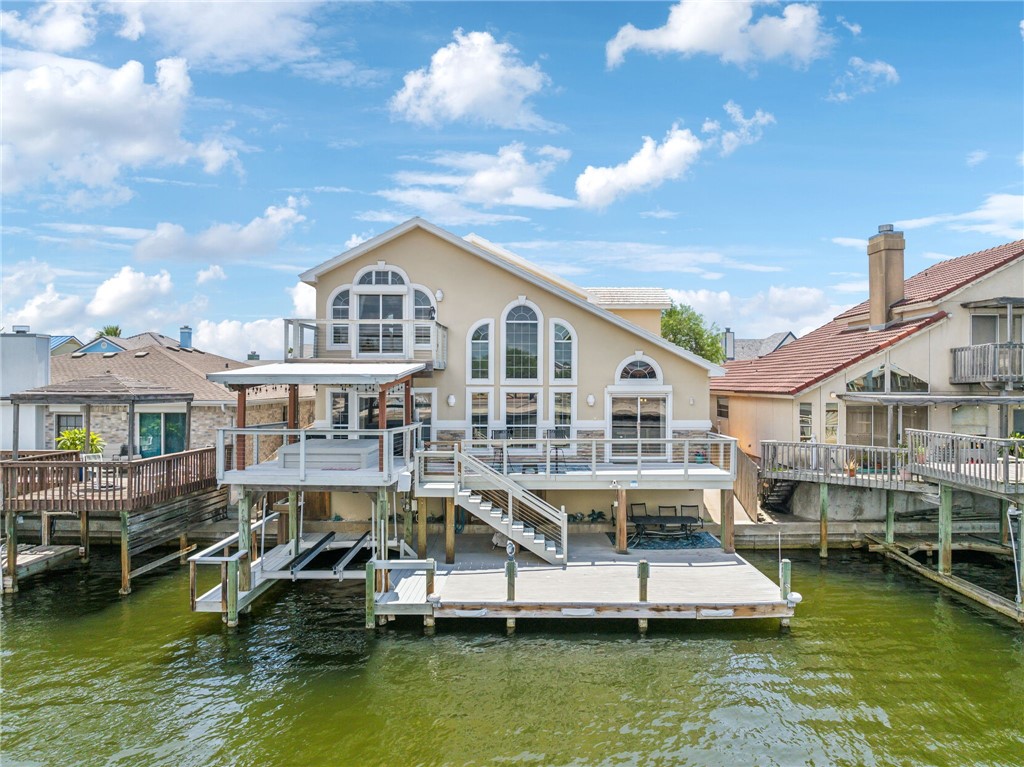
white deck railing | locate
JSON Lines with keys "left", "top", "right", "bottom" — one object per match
{"left": 950, "top": 343, "right": 1024, "bottom": 384}
{"left": 283, "top": 317, "right": 448, "bottom": 369}
{"left": 761, "top": 441, "right": 909, "bottom": 490}
{"left": 905, "top": 428, "right": 1024, "bottom": 494}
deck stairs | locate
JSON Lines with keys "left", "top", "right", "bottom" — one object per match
{"left": 761, "top": 478, "right": 797, "bottom": 514}
{"left": 453, "top": 449, "right": 567, "bottom": 565}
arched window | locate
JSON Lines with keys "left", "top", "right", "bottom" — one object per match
{"left": 620, "top": 360, "right": 658, "bottom": 380}
{"left": 469, "top": 322, "right": 491, "bottom": 380}
{"left": 505, "top": 305, "right": 538, "bottom": 380}
{"left": 413, "top": 289, "right": 434, "bottom": 347}
{"left": 330, "top": 289, "right": 350, "bottom": 347}
{"left": 358, "top": 268, "right": 405, "bottom": 286}
{"left": 552, "top": 322, "right": 573, "bottom": 381}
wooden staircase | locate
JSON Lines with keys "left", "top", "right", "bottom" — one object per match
{"left": 761, "top": 478, "right": 797, "bottom": 514}
{"left": 453, "top": 449, "right": 567, "bottom": 564}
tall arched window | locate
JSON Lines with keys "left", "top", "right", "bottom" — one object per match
{"left": 470, "top": 322, "right": 491, "bottom": 380}
{"left": 331, "top": 289, "right": 350, "bottom": 346}
{"left": 552, "top": 322, "right": 573, "bottom": 381}
{"left": 413, "top": 289, "right": 434, "bottom": 347}
{"left": 505, "top": 305, "right": 538, "bottom": 380}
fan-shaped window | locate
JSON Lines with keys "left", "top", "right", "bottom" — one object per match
{"left": 358, "top": 269, "right": 405, "bottom": 286}
{"left": 470, "top": 323, "right": 490, "bottom": 380}
{"left": 505, "top": 305, "right": 539, "bottom": 380}
{"left": 553, "top": 323, "right": 573, "bottom": 380}
{"left": 330, "top": 289, "right": 350, "bottom": 346}
{"left": 620, "top": 360, "right": 658, "bottom": 380}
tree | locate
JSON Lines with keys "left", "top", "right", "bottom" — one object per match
{"left": 101, "top": 325, "right": 122, "bottom": 337}
{"left": 661, "top": 301, "right": 725, "bottom": 364}
{"left": 56, "top": 428, "right": 105, "bottom": 454}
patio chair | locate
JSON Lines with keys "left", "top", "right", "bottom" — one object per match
{"left": 544, "top": 427, "right": 569, "bottom": 472}
{"left": 679, "top": 504, "right": 703, "bottom": 538}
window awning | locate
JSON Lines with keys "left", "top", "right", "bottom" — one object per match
{"left": 838, "top": 393, "right": 1024, "bottom": 406}
{"left": 206, "top": 362, "right": 425, "bottom": 388}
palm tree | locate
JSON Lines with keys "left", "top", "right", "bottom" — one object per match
{"left": 101, "top": 325, "right": 122, "bottom": 337}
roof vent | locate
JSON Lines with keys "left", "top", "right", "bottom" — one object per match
{"left": 12, "top": 325, "right": 30, "bottom": 334}
{"left": 71, "top": 352, "right": 85, "bottom": 358}
{"left": 134, "top": 351, "right": 149, "bottom": 358}
{"left": 102, "top": 352, "right": 117, "bottom": 358}
{"left": 878, "top": 224, "right": 894, "bottom": 234}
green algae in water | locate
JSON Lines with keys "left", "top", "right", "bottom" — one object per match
{"left": 2, "top": 548, "right": 1022, "bottom": 767}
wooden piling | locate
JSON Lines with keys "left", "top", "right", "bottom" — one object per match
{"left": 999, "top": 499, "right": 1009, "bottom": 546}
{"left": 425, "top": 558, "right": 435, "bottom": 598}
{"left": 119, "top": 511, "right": 131, "bottom": 595}
{"left": 819, "top": 483, "right": 829, "bottom": 559}
{"left": 4, "top": 511, "right": 18, "bottom": 593}
{"left": 226, "top": 558, "right": 239, "bottom": 628}
{"left": 416, "top": 498, "right": 427, "bottom": 558}
{"left": 79, "top": 507, "right": 89, "bottom": 563}
{"left": 288, "top": 491, "right": 298, "bottom": 557}
{"left": 238, "top": 492, "right": 252, "bottom": 591}
{"left": 780, "top": 558, "right": 792, "bottom": 600}
{"left": 938, "top": 484, "right": 952, "bottom": 575}
{"left": 1016, "top": 509, "right": 1024, "bottom": 602}
{"left": 637, "top": 559, "right": 649, "bottom": 602}
{"left": 506, "top": 618, "right": 516, "bottom": 635}
{"left": 615, "top": 485, "right": 628, "bottom": 554}
{"left": 179, "top": 533, "right": 189, "bottom": 564}
{"left": 884, "top": 491, "right": 895, "bottom": 545}
{"left": 403, "top": 499, "right": 413, "bottom": 549}
{"left": 720, "top": 489, "right": 735, "bottom": 554}
{"left": 41, "top": 512, "right": 51, "bottom": 547}
{"left": 365, "top": 560, "right": 376, "bottom": 629}
{"left": 444, "top": 496, "right": 455, "bottom": 564}
{"left": 638, "top": 618, "right": 648, "bottom": 636}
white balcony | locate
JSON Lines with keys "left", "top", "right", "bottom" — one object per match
{"left": 283, "top": 318, "right": 448, "bottom": 370}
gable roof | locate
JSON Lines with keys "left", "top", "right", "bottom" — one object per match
{"left": 732, "top": 331, "right": 796, "bottom": 361}
{"left": 298, "top": 217, "right": 725, "bottom": 376}
{"left": 836, "top": 239, "right": 1024, "bottom": 320}
{"left": 11, "top": 373, "right": 193, "bottom": 404}
{"left": 49, "top": 335, "right": 81, "bottom": 350}
{"left": 711, "top": 313, "right": 947, "bottom": 395}
{"left": 585, "top": 287, "right": 672, "bottom": 309}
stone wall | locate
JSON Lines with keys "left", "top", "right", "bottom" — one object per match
{"left": 789, "top": 482, "right": 1000, "bottom": 522}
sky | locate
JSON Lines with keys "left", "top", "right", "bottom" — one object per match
{"left": 1, "top": 1, "right": 1022, "bottom": 360}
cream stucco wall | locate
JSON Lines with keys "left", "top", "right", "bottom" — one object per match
{"left": 309, "top": 227, "right": 715, "bottom": 436}
{"left": 604, "top": 308, "right": 662, "bottom": 335}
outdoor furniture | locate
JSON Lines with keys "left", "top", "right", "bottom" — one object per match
{"left": 544, "top": 428, "right": 569, "bottom": 472}
{"left": 678, "top": 504, "right": 703, "bottom": 538}
{"left": 628, "top": 502, "right": 664, "bottom": 545}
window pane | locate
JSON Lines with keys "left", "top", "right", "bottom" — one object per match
{"left": 554, "top": 392, "right": 572, "bottom": 427}
{"left": 716, "top": 397, "right": 729, "bottom": 418}
{"left": 359, "top": 324, "right": 380, "bottom": 352}
{"left": 381, "top": 295, "right": 404, "bottom": 319}
{"left": 889, "top": 365, "right": 928, "bottom": 393}
{"left": 331, "top": 393, "right": 349, "bottom": 428}
{"left": 358, "top": 295, "right": 381, "bottom": 319}
{"left": 621, "top": 360, "right": 656, "bottom": 380}
{"left": 414, "top": 393, "right": 432, "bottom": 444}
{"left": 799, "top": 403, "right": 812, "bottom": 442}
{"left": 331, "top": 290, "right": 349, "bottom": 319}
{"left": 824, "top": 403, "right": 838, "bottom": 444}
{"left": 358, "top": 272, "right": 374, "bottom": 285}
{"left": 553, "top": 323, "right": 572, "bottom": 380}
{"left": 505, "top": 310, "right": 538, "bottom": 379}
{"left": 471, "top": 392, "right": 489, "bottom": 439}
{"left": 332, "top": 324, "right": 349, "bottom": 345}
{"left": 414, "top": 290, "right": 432, "bottom": 319}
{"left": 505, "top": 392, "right": 537, "bottom": 441}
{"left": 972, "top": 315, "right": 998, "bottom": 345}
{"left": 415, "top": 324, "right": 431, "bottom": 345}
{"left": 381, "top": 323, "right": 403, "bottom": 353}
{"left": 471, "top": 341, "right": 489, "bottom": 379}
{"left": 846, "top": 365, "right": 885, "bottom": 392}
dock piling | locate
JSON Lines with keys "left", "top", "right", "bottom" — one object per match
{"left": 226, "top": 558, "right": 239, "bottom": 628}
{"left": 4, "top": 511, "right": 18, "bottom": 593}
{"left": 637, "top": 560, "right": 649, "bottom": 602}
{"left": 819, "top": 484, "right": 829, "bottom": 559}
{"left": 119, "top": 511, "right": 131, "bottom": 595}
{"left": 885, "top": 491, "right": 895, "bottom": 545}
{"left": 938, "top": 485, "right": 952, "bottom": 575}
{"left": 365, "top": 560, "right": 376, "bottom": 629}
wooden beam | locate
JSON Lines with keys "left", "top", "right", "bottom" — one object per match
{"left": 885, "top": 490, "right": 895, "bottom": 545}
{"left": 365, "top": 560, "right": 376, "bottom": 629}
{"left": 720, "top": 489, "right": 735, "bottom": 554}
{"left": 79, "top": 507, "right": 90, "bottom": 563}
{"left": 127, "top": 401, "right": 136, "bottom": 456}
{"left": 819, "top": 483, "right": 829, "bottom": 559}
{"left": 615, "top": 486, "right": 628, "bottom": 554}
{"left": 10, "top": 402, "right": 19, "bottom": 459}
{"left": 403, "top": 497, "right": 413, "bottom": 549}
{"left": 404, "top": 383, "right": 413, "bottom": 426}
{"left": 444, "top": 496, "right": 455, "bottom": 564}
{"left": 1000, "top": 499, "right": 1009, "bottom": 545}
{"left": 238, "top": 491, "right": 252, "bottom": 590}
{"left": 288, "top": 491, "right": 299, "bottom": 557}
{"left": 416, "top": 497, "right": 427, "bottom": 559}
{"left": 184, "top": 400, "right": 192, "bottom": 451}
{"left": 235, "top": 386, "right": 247, "bottom": 469}
{"left": 938, "top": 484, "right": 952, "bottom": 575}
{"left": 3, "top": 511, "right": 18, "bottom": 593}
{"left": 83, "top": 403, "right": 92, "bottom": 456}
{"left": 119, "top": 510, "right": 131, "bottom": 595}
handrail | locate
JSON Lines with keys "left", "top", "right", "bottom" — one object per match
{"left": 906, "top": 428, "right": 1024, "bottom": 493}
{"left": 283, "top": 316, "right": 449, "bottom": 369}
{"left": 761, "top": 440, "right": 907, "bottom": 490}
{"left": 950, "top": 342, "right": 1024, "bottom": 384}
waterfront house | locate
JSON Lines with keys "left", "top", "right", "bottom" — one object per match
{"left": 720, "top": 329, "right": 796, "bottom": 362}
{"left": 192, "top": 217, "right": 796, "bottom": 629}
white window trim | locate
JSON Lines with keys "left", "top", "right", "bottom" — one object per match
{"left": 970, "top": 313, "right": 999, "bottom": 345}
{"left": 500, "top": 386, "right": 543, "bottom": 449}
{"left": 614, "top": 352, "right": 663, "bottom": 384}
{"left": 548, "top": 318, "right": 578, "bottom": 385}
{"left": 465, "top": 319, "right": 494, "bottom": 385}
{"left": 328, "top": 388, "right": 354, "bottom": 429}
{"left": 500, "top": 297, "right": 543, "bottom": 385}
{"left": 548, "top": 387, "right": 577, "bottom": 439}
{"left": 352, "top": 261, "right": 412, "bottom": 289}
{"left": 325, "top": 284, "right": 354, "bottom": 350}
{"left": 465, "top": 386, "right": 494, "bottom": 443}
{"left": 411, "top": 285, "right": 436, "bottom": 349}
{"left": 602, "top": 389, "right": 672, "bottom": 459}
{"left": 411, "top": 387, "right": 436, "bottom": 444}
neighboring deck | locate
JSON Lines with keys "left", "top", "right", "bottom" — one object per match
{"left": 375, "top": 534, "right": 793, "bottom": 622}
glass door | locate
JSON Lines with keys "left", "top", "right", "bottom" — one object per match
{"left": 357, "top": 294, "right": 405, "bottom": 355}
{"left": 139, "top": 413, "right": 162, "bottom": 458}
{"left": 413, "top": 391, "right": 433, "bottom": 446}
{"left": 138, "top": 412, "right": 186, "bottom": 457}
{"left": 611, "top": 396, "right": 666, "bottom": 460}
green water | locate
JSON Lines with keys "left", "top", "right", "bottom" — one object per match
{"left": 2, "top": 550, "right": 1022, "bottom": 767}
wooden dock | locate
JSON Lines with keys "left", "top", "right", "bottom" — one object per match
{"left": 1, "top": 544, "right": 80, "bottom": 590}
{"left": 373, "top": 534, "right": 795, "bottom": 627}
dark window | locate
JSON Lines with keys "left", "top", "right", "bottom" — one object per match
{"left": 620, "top": 360, "right": 657, "bottom": 380}
{"left": 505, "top": 306, "right": 538, "bottom": 379}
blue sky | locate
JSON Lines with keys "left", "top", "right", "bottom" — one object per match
{"left": 2, "top": 1, "right": 1022, "bottom": 358}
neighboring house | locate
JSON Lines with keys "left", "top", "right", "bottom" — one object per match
{"left": 712, "top": 229, "right": 1024, "bottom": 457}
{"left": 76, "top": 328, "right": 187, "bottom": 355}
{"left": 49, "top": 335, "right": 82, "bottom": 356}
{"left": 582, "top": 287, "right": 672, "bottom": 335}
{"left": 45, "top": 341, "right": 314, "bottom": 458}
{"left": 1, "top": 328, "right": 50, "bottom": 451}
{"left": 721, "top": 329, "right": 796, "bottom": 361}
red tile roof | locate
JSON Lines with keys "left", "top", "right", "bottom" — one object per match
{"left": 836, "top": 239, "right": 1024, "bottom": 319}
{"left": 711, "top": 313, "right": 947, "bottom": 395}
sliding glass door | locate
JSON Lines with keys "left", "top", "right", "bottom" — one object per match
{"left": 138, "top": 412, "right": 186, "bottom": 458}
{"left": 610, "top": 396, "right": 666, "bottom": 460}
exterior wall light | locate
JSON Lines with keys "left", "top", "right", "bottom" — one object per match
{"left": 586, "top": 394, "right": 596, "bottom": 407}
{"left": 447, "top": 394, "right": 456, "bottom": 407}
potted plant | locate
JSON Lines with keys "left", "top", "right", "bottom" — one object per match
{"left": 56, "top": 428, "right": 105, "bottom": 454}
{"left": 915, "top": 445, "right": 927, "bottom": 464}
{"left": 845, "top": 459, "right": 859, "bottom": 477}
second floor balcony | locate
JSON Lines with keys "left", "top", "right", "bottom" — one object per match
{"left": 284, "top": 318, "right": 448, "bottom": 370}
{"left": 950, "top": 343, "right": 1024, "bottom": 385}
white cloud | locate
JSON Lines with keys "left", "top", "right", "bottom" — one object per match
{"left": 640, "top": 208, "right": 679, "bottom": 220}
{"left": 196, "top": 264, "right": 227, "bottom": 285}
{"left": 193, "top": 281, "right": 315, "bottom": 358}
{"left": 668, "top": 285, "right": 847, "bottom": 337}
{"left": 345, "top": 232, "right": 374, "bottom": 249}
{"left": 576, "top": 125, "right": 703, "bottom": 209}
{"left": 896, "top": 194, "right": 1024, "bottom": 240}
{"left": 831, "top": 237, "right": 868, "bottom": 249}
{"left": 715, "top": 101, "right": 775, "bottom": 156}
{"left": 108, "top": 1, "right": 380, "bottom": 84}
{"left": 836, "top": 16, "right": 862, "bottom": 36}
{"left": 830, "top": 280, "right": 869, "bottom": 294}
{"left": 390, "top": 29, "right": 555, "bottom": 130}
{"left": 363, "top": 143, "right": 573, "bottom": 225}
{"left": 0, "top": 1, "right": 96, "bottom": 52}
{"left": 3, "top": 283, "right": 86, "bottom": 334}
{"left": 965, "top": 150, "right": 988, "bottom": 168}
{"left": 288, "top": 281, "right": 316, "bottom": 318}
{"left": 607, "top": 0, "right": 833, "bottom": 69}
{"left": 1020, "top": 19, "right": 1023, "bottom": 39}
{"left": 87, "top": 266, "right": 172, "bottom": 317}
{"left": 827, "top": 56, "right": 899, "bottom": 102}
{"left": 134, "top": 196, "right": 307, "bottom": 261}
{"left": 1, "top": 52, "right": 238, "bottom": 199}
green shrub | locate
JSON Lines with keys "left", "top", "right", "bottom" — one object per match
{"left": 56, "top": 428, "right": 105, "bottom": 454}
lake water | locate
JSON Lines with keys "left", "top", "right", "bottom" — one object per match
{"left": 2, "top": 548, "right": 1022, "bottom": 767}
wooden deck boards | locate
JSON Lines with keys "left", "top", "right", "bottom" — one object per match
{"left": 1, "top": 544, "right": 80, "bottom": 588}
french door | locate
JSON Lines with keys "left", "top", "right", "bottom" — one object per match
{"left": 358, "top": 391, "right": 407, "bottom": 455}
{"left": 610, "top": 396, "right": 666, "bottom": 460}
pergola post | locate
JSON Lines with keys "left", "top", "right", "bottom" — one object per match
{"left": 615, "top": 485, "right": 628, "bottom": 554}
{"left": 83, "top": 403, "right": 92, "bottom": 455}
{"left": 720, "top": 488, "right": 735, "bottom": 554}
{"left": 127, "top": 401, "right": 136, "bottom": 456}
{"left": 184, "top": 400, "right": 192, "bottom": 450}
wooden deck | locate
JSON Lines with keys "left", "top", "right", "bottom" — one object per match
{"left": 1, "top": 544, "right": 80, "bottom": 591}
{"left": 375, "top": 534, "right": 793, "bottom": 622}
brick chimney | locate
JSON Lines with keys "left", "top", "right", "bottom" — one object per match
{"left": 867, "top": 224, "right": 905, "bottom": 328}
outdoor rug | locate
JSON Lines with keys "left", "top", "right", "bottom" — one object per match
{"left": 606, "top": 531, "right": 721, "bottom": 550}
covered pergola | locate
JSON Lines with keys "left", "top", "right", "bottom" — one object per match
{"left": 838, "top": 391, "right": 1024, "bottom": 441}
{"left": 207, "top": 362, "right": 425, "bottom": 467}
{"left": 8, "top": 373, "right": 195, "bottom": 458}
